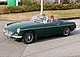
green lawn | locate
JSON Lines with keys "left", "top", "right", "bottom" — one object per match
{"left": 0, "top": 9, "right": 80, "bottom": 21}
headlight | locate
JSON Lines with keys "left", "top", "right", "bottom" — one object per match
{"left": 3, "top": 29, "right": 6, "bottom": 32}
{"left": 4, "top": 24, "right": 7, "bottom": 28}
{"left": 17, "top": 28, "right": 20, "bottom": 33}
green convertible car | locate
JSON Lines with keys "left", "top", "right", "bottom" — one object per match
{"left": 4, "top": 15, "right": 76, "bottom": 44}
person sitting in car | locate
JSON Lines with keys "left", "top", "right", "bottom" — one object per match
{"left": 50, "top": 15, "right": 54, "bottom": 23}
{"left": 40, "top": 14, "right": 50, "bottom": 23}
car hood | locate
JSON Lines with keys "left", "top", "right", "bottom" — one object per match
{"left": 5, "top": 21, "right": 39, "bottom": 32}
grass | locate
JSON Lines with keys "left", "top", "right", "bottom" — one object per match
{"left": 0, "top": 9, "right": 80, "bottom": 21}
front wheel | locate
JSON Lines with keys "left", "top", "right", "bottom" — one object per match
{"left": 62, "top": 27, "right": 70, "bottom": 36}
{"left": 22, "top": 31, "right": 34, "bottom": 44}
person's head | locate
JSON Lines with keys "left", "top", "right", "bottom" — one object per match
{"left": 50, "top": 15, "right": 54, "bottom": 19}
{"left": 42, "top": 14, "right": 45, "bottom": 16}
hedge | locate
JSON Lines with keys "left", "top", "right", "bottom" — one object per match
{"left": 44, "top": 3, "right": 80, "bottom": 10}
{"left": 0, "top": 3, "right": 80, "bottom": 14}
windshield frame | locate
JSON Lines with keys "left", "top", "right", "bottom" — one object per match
{"left": 31, "top": 15, "right": 50, "bottom": 23}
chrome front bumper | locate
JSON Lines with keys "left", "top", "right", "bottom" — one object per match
{"left": 4, "top": 32, "right": 22, "bottom": 39}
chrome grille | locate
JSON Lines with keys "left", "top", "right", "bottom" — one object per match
{"left": 4, "top": 29, "right": 13, "bottom": 35}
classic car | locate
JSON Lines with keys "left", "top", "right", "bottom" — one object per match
{"left": 3, "top": 15, "right": 76, "bottom": 44}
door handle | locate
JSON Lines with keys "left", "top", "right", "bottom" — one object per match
{"left": 57, "top": 24, "right": 60, "bottom": 27}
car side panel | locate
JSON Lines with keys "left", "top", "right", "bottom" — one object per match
{"left": 19, "top": 24, "right": 48, "bottom": 37}
{"left": 43, "top": 23, "right": 62, "bottom": 36}
{"left": 18, "top": 22, "right": 76, "bottom": 38}
{"left": 34, "top": 22, "right": 63, "bottom": 38}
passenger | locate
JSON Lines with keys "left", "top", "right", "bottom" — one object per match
{"left": 50, "top": 15, "right": 54, "bottom": 23}
{"left": 41, "top": 14, "right": 46, "bottom": 19}
{"left": 42, "top": 14, "right": 46, "bottom": 16}
{"left": 41, "top": 14, "right": 49, "bottom": 23}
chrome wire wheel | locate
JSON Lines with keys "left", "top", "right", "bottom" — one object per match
{"left": 63, "top": 27, "right": 70, "bottom": 36}
{"left": 24, "top": 33, "right": 34, "bottom": 43}
{"left": 22, "top": 31, "right": 34, "bottom": 44}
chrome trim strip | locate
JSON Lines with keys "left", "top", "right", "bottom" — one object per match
{"left": 12, "top": 35, "right": 22, "bottom": 38}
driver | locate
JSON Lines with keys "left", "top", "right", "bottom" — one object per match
{"left": 50, "top": 15, "right": 54, "bottom": 23}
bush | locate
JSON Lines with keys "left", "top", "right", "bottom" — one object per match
{"left": 7, "top": 6, "right": 24, "bottom": 13}
{"left": 21, "top": 0, "right": 31, "bottom": 6}
{"left": 0, "top": 6, "right": 9, "bottom": 14}
{"left": 44, "top": 3, "right": 80, "bottom": 10}
{"left": 63, "top": 0, "right": 69, "bottom": 4}
{"left": 0, "top": 3, "right": 80, "bottom": 14}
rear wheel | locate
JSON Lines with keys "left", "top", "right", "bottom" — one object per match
{"left": 22, "top": 31, "right": 34, "bottom": 44}
{"left": 62, "top": 27, "right": 70, "bottom": 36}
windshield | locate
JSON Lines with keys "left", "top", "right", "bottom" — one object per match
{"left": 31, "top": 15, "right": 50, "bottom": 23}
{"left": 31, "top": 15, "right": 60, "bottom": 24}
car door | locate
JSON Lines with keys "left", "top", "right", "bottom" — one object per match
{"left": 44, "top": 21, "right": 61, "bottom": 36}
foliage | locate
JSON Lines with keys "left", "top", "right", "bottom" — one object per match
{"left": 20, "top": 0, "right": 31, "bottom": 6}
{"left": 0, "top": 3, "right": 80, "bottom": 14}
{"left": 63, "top": 0, "right": 69, "bottom": 4}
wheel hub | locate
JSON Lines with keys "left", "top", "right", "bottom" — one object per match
{"left": 25, "top": 33, "right": 34, "bottom": 42}
{"left": 64, "top": 28, "right": 70, "bottom": 36}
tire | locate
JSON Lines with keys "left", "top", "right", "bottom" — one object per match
{"left": 22, "top": 31, "right": 34, "bottom": 44}
{"left": 62, "top": 27, "right": 70, "bottom": 36}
